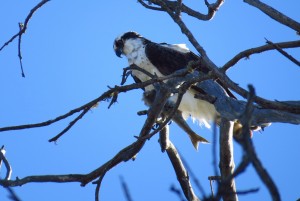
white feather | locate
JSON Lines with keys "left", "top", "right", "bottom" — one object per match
{"left": 169, "top": 91, "right": 217, "bottom": 128}
{"left": 122, "top": 38, "right": 217, "bottom": 128}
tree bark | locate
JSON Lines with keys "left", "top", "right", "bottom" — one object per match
{"left": 219, "top": 119, "right": 238, "bottom": 201}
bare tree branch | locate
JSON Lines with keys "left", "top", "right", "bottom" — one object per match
{"left": 244, "top": 0, "right": 300, "bottom": 33}
{"left": 120, "top": 176, "right": 134, "bottom": 201}
{"left": 48, "top": 107, "right": 90, "bottom": 142}
{"left": 198, "top": 58, "right": 300, "bottom": 114}
{"left": 94, "top": 174, "right": 104, "bottom": 201}
{"left": 170, "top": 184, "right": 186, "bottom": 201}
{"left": 180, "top": 155, "right": 206, "bottom": 197}
{"left": 2, "top": 1, "right": 299, "bottom": 201}
{"left": 218, "top": 119, "right": 237, "bottom": 201}
{"left": 238, "top": 85, "right": 281, "bottom": 201}
{"left": 0, "top": 146, "right": 12, "bottom": 181}
{"left": 0, "top": 0, "right": 50, "bottom": 77}
{"left": 140, "top": 1, "right": 300, "bottom": 115}
{"left": 137, "top": 0, "right": 164, "bottom": 11}
{"left": 0, "top": 70, "right": 176, "bottom": 134}
{"left": 0, "top": 0, "right": 50, "bottom": 52}
{"left": 0, "top": 174, "right": 85, "bottom": 187}
{"left": 142, "top": 0, "right": 224, "bottom": 21}
{"left": 150, "top": 0, "right": 208, "bottom": 57}
{"left": 17, "top": 23, "right": 25, "bottom": 77}
{"left": 222, "top": 40, "right": 300, "bottom": 72}
{"left": 5, "top": 186, "right": 21, "bottom": 201}
{"left": 166, "top": 139, "right": 200, "bottom": 201}
{"left": 265, "top": 38, "right": 300, "bottom": 67}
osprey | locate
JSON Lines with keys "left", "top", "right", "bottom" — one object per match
{"left": 113, "top": 31, "right": 266, "bottom": 149}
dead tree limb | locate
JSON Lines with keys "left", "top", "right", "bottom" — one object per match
{"left": 0, "top": 0, "right": 50, "bottom": 77}
{"left": 244, "top": 0, "right": 300, "bottom": 33}
{"left": 218, "top": 119, "right": 238, "bottom": 201}
{"left": 238, "top": 85, "right": 281, "bottom": 201}
{"left": 222, "top": 40, "right": 300, "bottom": 72}
{"left": 163, "top": 126, "right": 200, "bottom": 201}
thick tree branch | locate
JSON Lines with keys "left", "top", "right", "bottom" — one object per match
{"left": 166, "top": 140, "right": 200, "bottom": 201}
{"left": 0, "top": 174, "right": 85, "bottom": 187}
{"left": 2, "top": 1, "right": 299, "bottom": 201}
{"left": 218, "top": 119, "right": 237, "bottom": 201}
{"left": 140, "top": 0, "right": 300, "bottom": 115}
{"left": 238, "top": 85, "right": 281, "bottom": 201}
{"left": 198, "top": 58, "right": 300, "bottom": 114}
{"left": 81, "top": 84, "right": 173, "bottom": 187}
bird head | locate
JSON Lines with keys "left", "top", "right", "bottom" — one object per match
{"left": 113, "top": 31, "right": 144, "bottom": 58}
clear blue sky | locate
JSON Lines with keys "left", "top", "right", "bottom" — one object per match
{"left": 0, "top": 1, "right": 299, "bottom": 201}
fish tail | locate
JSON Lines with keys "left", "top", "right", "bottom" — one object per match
{"left": 188, "top": 132, "right": 209, "bottom": 150}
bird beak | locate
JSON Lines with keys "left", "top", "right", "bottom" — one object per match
{"left": 115, "top": 48, "right": 123, "bottom": 58}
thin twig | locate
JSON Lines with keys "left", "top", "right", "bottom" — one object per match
{"left": 0, "top": 0, "right": 50, "bottom": 77}
{"left": 137, "top": 0, "right": 164, "bottom": 11}
{"left": 18, "top": 23, "right": 25, "bottom": 77}
{"left": 153, "top": 0, "right": 208, "bottom": 57}
{"left": 6, "top": 186, "right": 21, "bottom": 201}
{"left": 0, "top": 0, "right": 50, "bottom": 52}
{"left": 222, "top": 40, "right": 300, "bottom": 72}
{"left": 209, "top": 177, "right": 214, "bottom": 198}
{"left": 244, "top": 0, "right": 300, "bottom": 32}
{"left": 0, "top": 73, "right": 173, "bottom": 133}
{"left": 181, "top": 153, "right": 206, "bottom": 196}
{"left": 170, "top": 184, "right": 186, "bottom": 201}
{"left": 48, "top": 107, "right": 90, "bottom": 142}
{"left": 119, "top": 176, "right": 134, "bottom": 201}
{"left": 94, "top": 175, "right": 105, "bottom": 201}
{"left": 0, "top": 147, "right": 12, "bottom": 180}
{"left": 265, "top": 38, "right": 300, "bottom": 67}
{"left": 139, "top": 90, "right": 184, "bottom": 141}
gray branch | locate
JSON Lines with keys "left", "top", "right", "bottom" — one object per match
{"left": 188, "top": 71, "right": 300, "bottom": 126}
{"left": 218, "top": 119, "right": 238, "bottom": 201}
{"left": 164, "top": 137, "right": 200, "bottom": 200}
{"left": 244, "top": 0, "right": 300, "bottom": 33}
{"left": 238, "top": 85, "right": 281, "bottom": 201}
{"left": 0, "top": 146, "right": 12, "bottom": 181}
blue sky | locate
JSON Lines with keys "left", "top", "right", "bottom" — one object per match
{"left": 0, "top": 1, "right": 299, "bottom": 201}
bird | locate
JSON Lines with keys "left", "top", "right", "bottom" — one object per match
{"left": 113, "top": 31, "right": 268, "bottom": 149}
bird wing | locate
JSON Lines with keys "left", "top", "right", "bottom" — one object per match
{"left": 145, "top": 42, "right": 200, "bottom": 75}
